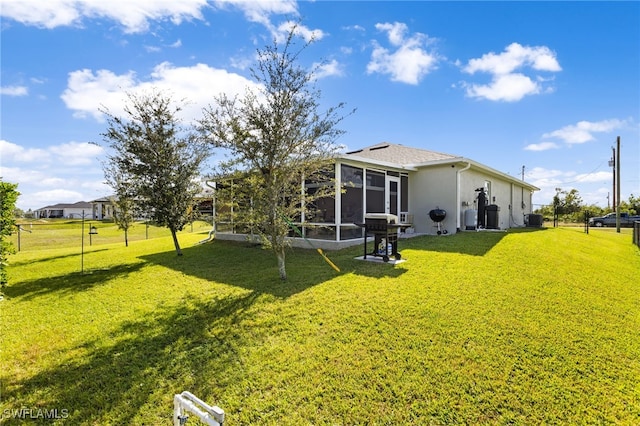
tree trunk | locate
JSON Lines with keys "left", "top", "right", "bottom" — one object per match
{"left": 276, "top": 248, "right": 287, "bottom": 281}
{"left": 124, "top": 229, "right": 129, "bottom": 247}
{"left": 171, "top": 229, "right": 183, "bottom": 256}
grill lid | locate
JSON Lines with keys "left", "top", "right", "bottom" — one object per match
{"left": 429, "top": 208, "right": 446, "bottom": 222}
{"left": 364, "top": 213, "right": 398, "bottom": 224}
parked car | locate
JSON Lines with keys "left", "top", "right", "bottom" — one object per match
{"left": 588, "top": 212, "right": 640, "bottom": 227}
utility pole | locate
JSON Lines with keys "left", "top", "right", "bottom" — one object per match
{"left": 616, "top": 136, "right": 621, "bottom": 233}
{"left": 610, "top": 146, "right": 616, "bottom": 210}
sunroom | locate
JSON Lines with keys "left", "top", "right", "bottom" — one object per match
{"left": 212, "top": 157, "right": 413, "bottom": 249}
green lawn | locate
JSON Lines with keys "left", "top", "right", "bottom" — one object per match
{"left": 1, "top": 226, "right": 639, "bottom": 424}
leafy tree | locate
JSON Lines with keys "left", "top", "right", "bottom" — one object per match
{"left": 552, "top": 188, "right": 584, "bottom": 222}
{"left": 626, "top": 194, "right": 639, "bottom": 215}
{"left": 110, "top": 195, "right": 136, "bottom": 247}
{"left": 0, "top": 181, "right": 20, "bottom": 289}
{"left": 102, "top": 90, "right": 209, "bottom": 255}
{"left": 199, "top": 28, "right": 353, "bottom": 280}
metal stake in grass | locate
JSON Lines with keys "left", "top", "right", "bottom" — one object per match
{"left": 281, "top": 215, "right": 340, "bottom": 273}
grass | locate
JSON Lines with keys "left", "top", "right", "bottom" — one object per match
{"left": 1, "top": 226, "right": 639, "bottom": 424}
{"left": 11, "top": 219, "right": 214, "bottom": 251}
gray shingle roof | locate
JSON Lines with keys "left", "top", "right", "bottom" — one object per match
{"left": 36, "top": 201, "right": 92, "bottom": 210}
{"left": 345, "top": 142, "right": 457, "bottom": 166}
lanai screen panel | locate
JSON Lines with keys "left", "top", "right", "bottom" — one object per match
{"left": 341, "top": 164, "right": 363, "bottom": 223}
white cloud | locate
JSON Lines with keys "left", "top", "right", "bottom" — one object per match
{"left": 1, "top": 85, "right": 29, "bottom": 96}
{"left": 230, "top": 54, "right": 255, "bottom": 71}
{"left": 524, "top": 142, "right": 560, "bottom": 151}
{"left": 527, "top": 166, "right": 617, "bottom": 207}
{"left": 214, "top": 0, "right": 298, "bottom": 25}
{"left": 276, "top": 20, "right": 324, "bottom": 43}
{"left": 367, "top": 22, "right": 439, "bottom": 85}
{"left": 60, "top": 62, "right": 261, "bottom": 122}
{"left": 29, "top": 189, "right": 86, "bottom": 206}
{"left": 343, "top": 24, "right": 365, "bottom": 32}
{"left": 464, "top": 73, "right": 539, "bottom": 102}
{"left": 0, "top": 139, "right": 104, "bottom": 166}
{"left": 49, "top": 141, "right": 105, "bottom": 166}
{"left": 542, "top": 119, "right": 627, "bottom": 144}
{"left": 461, "top": 42, "right": 561, "bottom": 102}
{"left": 61, "top": 69, "right": 137, "bottom": 121}
{"left": 144, "top": 45, "right": 162, "bottom": 53}
{"left": 0, "top": 139, "right": 49, "bottom": 163}
{"left": 572, "top": 171, "right": 612, "bottom": 184}
{"left": 311, "top": 59, "right": 343, "bottom": 80}
{"left": 1, "top": 139, "right": 109, "bottom": 210}
{"left": 211, "top": 1, "right": 322, "bottom": 43}
{"left": 1, "top": 0, "right": 316, "bottom": 45}
{"left": 0, "top": 0, "right": 208, "bottom": 33}
{"left": 464, "top": 42, "right": 561, "bottom": 75}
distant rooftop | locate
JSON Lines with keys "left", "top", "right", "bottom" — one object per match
{"left": 36, "top": 201, "right": 92, "bottom": 210}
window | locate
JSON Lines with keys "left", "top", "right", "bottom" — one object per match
{"left": 341, "top": 165, "right": 363, "bottom": 223}
{"left": 366, "top": 170, "right": 385, "bottom": 213}
{"left": 401, "top": 175, "right": 409, "bottom": 212}
{"left": 304, "top": 166, "right": 336, "bottom": 224}
{"left": 305, "top": 185, "right": 335, "bottom": 223}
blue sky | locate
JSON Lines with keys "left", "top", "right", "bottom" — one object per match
{"left": 1, "top": 0, "right": 638, "bottom": 212}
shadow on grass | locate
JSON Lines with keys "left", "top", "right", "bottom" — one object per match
{"left": 141, "top": 240, "right": 343, "bottom": 298}
{"left": 3, "top": 262, "right": 145, "bottom": 301}
{"left": 2, "top": 295, "right": 257, "bottom": 425}
{"left": 141, "top": 240, "right": 409, "bottom": 297}
{"left": 9, "top": 248, "right": 110, "bottom": 267}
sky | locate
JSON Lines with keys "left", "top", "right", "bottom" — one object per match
{"left": 1, "top": 0, "right": 639, "bottom": 212}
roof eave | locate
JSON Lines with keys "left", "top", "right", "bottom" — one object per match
{"left": 336, "top": 154, "right": 419, "bottom": 172}
{"left": 410, "top": 157, "right": 540, "bottom": 191}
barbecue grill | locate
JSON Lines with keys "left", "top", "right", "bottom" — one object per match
{"left": 356, "top": 213, "right": 404, "bottom": 262}
{"left": 429, "top": 207, "right": 448, "bottom": 235}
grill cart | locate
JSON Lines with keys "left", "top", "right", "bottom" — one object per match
{"left": 356, "top": 213, "right": 406, "bottom": 262}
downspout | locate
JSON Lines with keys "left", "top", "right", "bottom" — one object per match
{"left": 510, "top": 182, "right": 514, "bottom": 227}
{"left": 456, "top": 161, "right": 472, "bottom": 231}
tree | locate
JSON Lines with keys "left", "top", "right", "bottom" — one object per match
{"left": 552, "top": 188, "right": 584, "bottom": 222}
{"left": 626, "top": 193, "right": 639, "bottom": 215}
{"left": 0, "top": 181, "right": 20, "bottom": 289}
{"left": 102, "top": 90, "right": 209, "bottom": 255}
{"left": 199, "top": 28, "right": 353, "bottom": 280}
{"left": 110, "top": 195, "right": 136, "bottom": 247}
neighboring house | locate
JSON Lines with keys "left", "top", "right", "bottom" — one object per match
{"left": 91, "top": 196, "right": 116, "bottom": 220}
{"left": 93, "top": 191, "right": 215, "bottom": 221}
{"left": 34, "top": 201, "right": 94, "bottom": 219}
{"left": 212, "top": 142, "right": 539, "bottom": 249}
{"left": 194, "top": 184, "right": 216, "bottom": 218}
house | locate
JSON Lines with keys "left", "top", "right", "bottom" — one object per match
{"left": 92, "top": 190, "right": 215, "bottom": 221}
{"left": 91, "top": 196, "right": 116, "bottom": 220}
{"left": 211, "top": 142, "right": 540, "bottom": 249}
{"left": 34, "top": 201, "right": 94, "bottom": 219}
{"left": 339, "top": 143, "right": 539, "bottom": 236}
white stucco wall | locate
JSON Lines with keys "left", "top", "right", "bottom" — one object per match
{"left": 409, "top": 164, "right": 535, "bottom": 234}
{"left": 409, "top": 164, "right": 459, "bottom": 235}
{"left": 459, "top": 167, "right": 534, "bottom": 230}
